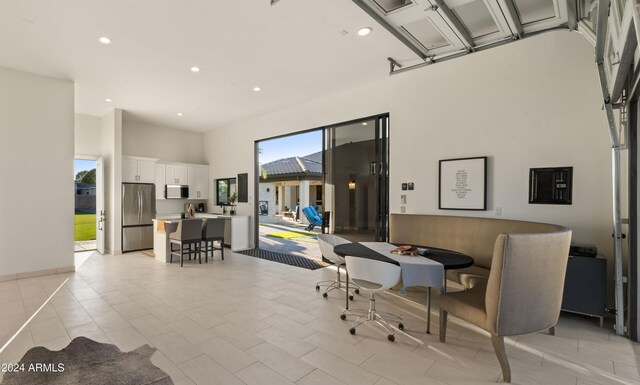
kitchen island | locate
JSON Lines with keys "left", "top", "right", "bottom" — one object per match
{"left": 152, "top": 214, "right": 250, "bottom": 263}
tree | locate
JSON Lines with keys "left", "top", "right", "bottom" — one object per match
{"left": 76, "top": 169, "right": 96, "bottom": 184}
{"left": 75, "top": 170, "right": 88, "bottom": 181}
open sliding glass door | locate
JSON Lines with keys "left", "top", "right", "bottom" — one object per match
{"left": 322, "top": 115, "right": 389, "bottom": 242}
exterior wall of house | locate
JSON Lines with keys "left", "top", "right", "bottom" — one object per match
{"left": 204, "top": 31, "right": 611, "bottom": 266}
{"left": 0, "top": 66, "right": 75, "bottom": 277}
{"left": 258, "top": 182, "right": 277, "bottom": 215}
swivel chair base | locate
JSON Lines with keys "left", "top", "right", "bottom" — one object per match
{"left": 340, "top": 293, "right": 422, "bottom": 344}
{"left": 315, "top": 265, "right": 360, "bottom": 299}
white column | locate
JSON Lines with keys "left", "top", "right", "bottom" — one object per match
{"left": 284, "top": 186, "right": 292, "bottom": 211}
{"left": 278, "top": 185, "right": 285, "bottom": 213}
{"left": 299, "top": 180, "right": 310, "bottom": 224}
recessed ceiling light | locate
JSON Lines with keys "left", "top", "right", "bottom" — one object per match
{"left": 176, "top": 112, "right": 183, "bottom": 116}
{"left": 190, "top": 66, "right": 201, "bottom": 73}
{"left": 98, "top": 36, "right": 111, "bottom": 45}
{"left": 357, "top": 27, "right": 372, "bottom": 36}
{"left": 362, "top": 122, "right": 368, "bottom": 126}
{"left": 105, "top": 98, "right": 112, "bottom": 103}
{"left": 253, "top": 87, "right": 261, "bottom": 92}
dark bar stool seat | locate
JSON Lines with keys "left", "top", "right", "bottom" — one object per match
{"left": 170, "top": 219, "right": 203, "bottom": 267}
{"left": 202, "top": 218, "right": 225, "bottom": 263}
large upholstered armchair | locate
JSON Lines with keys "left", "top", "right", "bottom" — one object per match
{"left": 439, "top": 229, "right": 572, "bottom": 383}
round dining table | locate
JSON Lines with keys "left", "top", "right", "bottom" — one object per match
{"left": 334, "top": 242, "right": 474, "bottom": 333}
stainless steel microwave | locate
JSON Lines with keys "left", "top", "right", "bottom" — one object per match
{"left": 165, "top": 185, "right": 189, "bottom": 199}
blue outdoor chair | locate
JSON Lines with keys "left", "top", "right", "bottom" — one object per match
{"left": 302, "top": 206, "right": 323, "bottom": 231}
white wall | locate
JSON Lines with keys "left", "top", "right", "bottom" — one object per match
{"left": 0, "top": 66, "right": 74, "bottom": 277}
{"left": 204, "top": 31, "right": 611, "bottom": 257}
{"left": 75, "top": 113, "right": 102, "bottom": 156}
{"left": 122, "top": 120, "right": 208, "bottom": 216}
{"left": 101, "top": 109, "right": 123, "bottom": 254}
{"left": 122, "top": 120, "right": 206, "bottom": 164}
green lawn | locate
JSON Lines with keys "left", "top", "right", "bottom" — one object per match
{"left": 74, "top": 213, "right": 96, "bottom": 241}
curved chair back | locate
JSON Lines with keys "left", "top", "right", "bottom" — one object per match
{"left": 170, "top": 219, "right": 202, "bottom": 242}
{"left": 485, "top": 229, "right": 572, "bottom": 336}
{"left": 203, "top": 218, "right": 225, "bottom": 240}
{"left": 317, "top": 234, "right": 350, "bottom": 265}
{"left": 345, "top": 256, "right": 401, "bottom": 291}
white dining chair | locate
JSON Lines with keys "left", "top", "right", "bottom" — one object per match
{"left": 340, "top": 255, "right": 404, "bottom": 342}
{"left": 316, "top": 234, "right": 359, "bottom": 299}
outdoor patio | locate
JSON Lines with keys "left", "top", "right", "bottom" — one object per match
{"left": 258, "top": 221, "right": 322, "bottom": 260}
{"left": 74, "top": 240, "right": 96, "bottom": 252}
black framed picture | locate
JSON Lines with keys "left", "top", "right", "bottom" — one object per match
{"left": 439, "top": 156, "right": 487, "bottom": 210}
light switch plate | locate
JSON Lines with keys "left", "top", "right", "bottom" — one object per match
{"left": 401, "top": 195, "right": 406, "bottom": 204}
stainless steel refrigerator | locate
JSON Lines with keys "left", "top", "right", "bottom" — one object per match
{"left": 122, "top": 183, "right": 156, "bottom": 252}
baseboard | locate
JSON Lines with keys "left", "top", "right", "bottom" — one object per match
{"left": 0, "top": 265, "right": 76, "bottom": 282}
{"left": 0, "top": 273, "right": 16, "bottom": 282}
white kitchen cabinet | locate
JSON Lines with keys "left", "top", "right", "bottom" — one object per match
{"left": 123, "top": 156, "right": 157, "bottom": 183}
{"left": 188, "top": 165, "right": 209, "bottom": 199}
{"left": 165, "top": 164, "right": 188, "bottom": 185}
{"left": 155, "top": 164, "right": 166, "bottom": 199}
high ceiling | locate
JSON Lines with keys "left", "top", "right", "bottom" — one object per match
{"left": 0, "top": 0, "right": 581, "bottom": 132}
{"left": 0, "top": 0, "right": 416, "bottom": 132}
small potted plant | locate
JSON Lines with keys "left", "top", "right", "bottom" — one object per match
{"left": 228, "top": 192, "right": 238, "bottom": 215}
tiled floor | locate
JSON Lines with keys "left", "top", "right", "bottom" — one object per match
{"left": 1, "top": 250, "right": 639, "bottom": 384}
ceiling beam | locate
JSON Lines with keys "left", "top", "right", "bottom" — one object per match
{"left": 609, "top": 0, "right": 638, "bottom": 101}
{"left": 566, "top": 0, "right": 579, "bottom": 31}
{"left": 351, "top": 0, "right": 429, "bottom": 59}
{"left": 497, "top": 0, "right": 524, "bottom": 39}
{"left": 432, "top": 0, "right": 476, "bottom": 51}
{"left": 595, "top": 0, "right": 611, "bottom": 64}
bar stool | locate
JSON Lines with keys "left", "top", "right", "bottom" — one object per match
{"left": 201, "top": 218, "right": 225, "bottom": 262}
{"left": 170, "top": 219, "right": 203, "bottom": 267}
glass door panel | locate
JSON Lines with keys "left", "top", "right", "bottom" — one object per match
{"left": 322, "top": 115, "right": 388, "bottom": 242}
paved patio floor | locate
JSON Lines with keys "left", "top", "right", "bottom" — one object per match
{"left": 258, "top": 222, "right": 322, "bottom": 260}
{"left": 74, "top": 240, "right": 97, "bottom": 252}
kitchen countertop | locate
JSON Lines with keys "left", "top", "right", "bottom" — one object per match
{"left": 154, "top": 213, "right": 249, "bottom": 221}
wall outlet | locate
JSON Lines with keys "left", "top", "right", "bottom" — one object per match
{"left": 495, "top": 207, "right": 502, "bottom": 216}
{"left": 400, "top": 206, "right": 406, "bottom": 213}
{"left": 401, "top": 195, "right": 407, "bottom": 204}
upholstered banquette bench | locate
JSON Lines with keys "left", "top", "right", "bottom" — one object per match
{"left": 389, "top": 214, "right": 567, "bottom": 288}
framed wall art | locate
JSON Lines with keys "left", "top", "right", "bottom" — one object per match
{"left": 439, "top": 156, "right": 487, "bottom": 210}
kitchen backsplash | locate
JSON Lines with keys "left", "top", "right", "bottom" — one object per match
{"left": 156, "top": 199, "right": 187, "bottom": 216}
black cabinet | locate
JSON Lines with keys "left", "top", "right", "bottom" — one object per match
{"left": 561, "top": 256, "right": 606, "bottom": 326}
